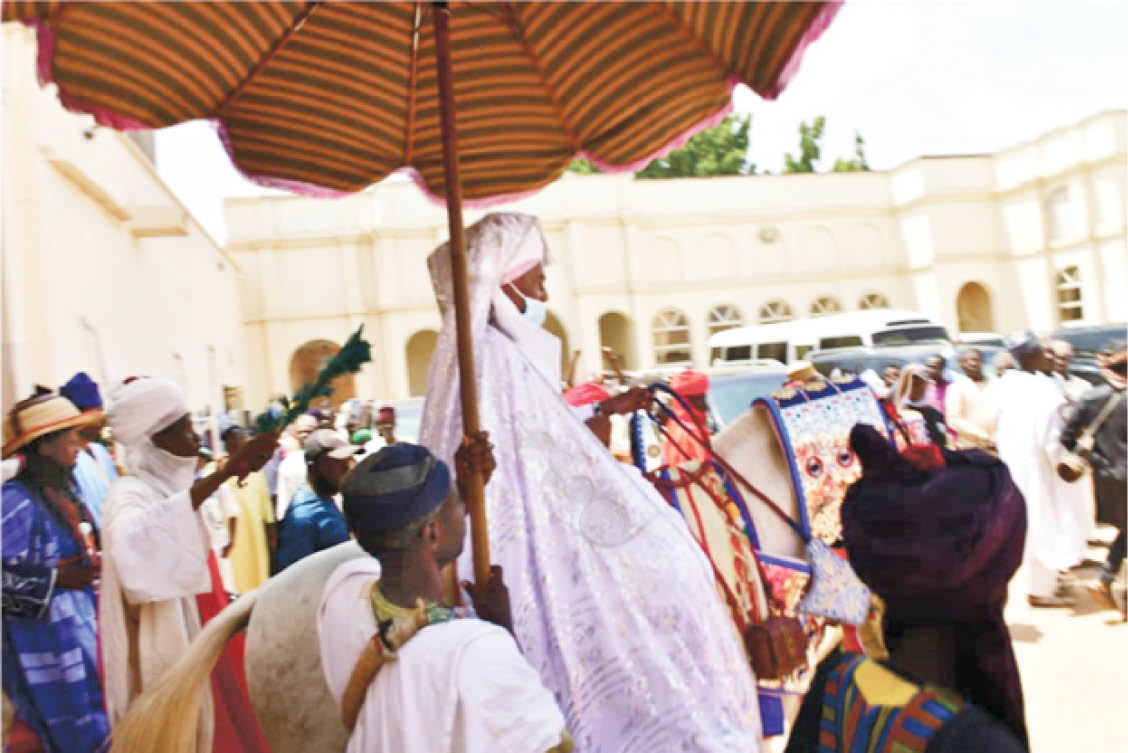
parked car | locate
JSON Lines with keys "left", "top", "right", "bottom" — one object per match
{"left": 957, "top": 332, "right": 1006, "bottom": 348}
{"left": 1051, "top": 323, "right": 1128, "bottom": 385}
{"left": 705, "top": 367, "right": 788, "bottom": 429}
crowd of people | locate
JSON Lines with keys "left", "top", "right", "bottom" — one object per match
{"left": 2, "top": 211, "right": 1125, "bottom": 753}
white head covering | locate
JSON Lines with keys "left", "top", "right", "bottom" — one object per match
{"left": 106, "top": 377, "right": 189, "bottom": 447}
{"left": 106, "top": 377, "right": 196, "bottom": 494}
{"left": 426, "top": 213, "right": 561, "bottom": 391}
{"left": 1004, "top": 330, "right": 1041, "bottom": 357}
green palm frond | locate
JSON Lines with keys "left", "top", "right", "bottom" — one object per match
{"left": 255, "top": 325, "right": 372, "bottom": 434}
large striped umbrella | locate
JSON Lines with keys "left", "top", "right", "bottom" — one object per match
{"left": 4, "top": 0, "right": 839, "bottom": 588}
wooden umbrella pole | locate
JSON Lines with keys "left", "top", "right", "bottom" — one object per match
{"left": 432, "top": 1, "right": 490, "bottom": 591}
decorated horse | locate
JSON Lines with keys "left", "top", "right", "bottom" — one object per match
{"left": 634, "top": 375, "right": 897, "bottom": 737}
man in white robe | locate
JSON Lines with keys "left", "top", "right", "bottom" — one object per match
{"left": 100, "top": 377, "right": 276, "bottom": 752}
{"left": 421, "top": 213, "right": 761, "bottom": 752}
{"left": 993, "top": 333, "right": 1087, "bottom": 607}
{"left": 318, "top": 440, "right": 569, "bottom": 753}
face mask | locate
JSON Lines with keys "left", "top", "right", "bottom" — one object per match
{"left": 146, "top": 444, "right": 199, "bottom": 492}
{"left": 506, "top": 284, "right": 547, "bottom": 327}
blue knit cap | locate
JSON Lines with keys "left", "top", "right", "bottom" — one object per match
{"left": 59, "top": 372, "right": 102, "bottom": 411}
{"left": 342, "top": 443, "right": 451, "bottom": 535}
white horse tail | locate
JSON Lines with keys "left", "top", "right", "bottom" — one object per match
{"left": 109, "top": 589, "right": 260, "bottom": 753}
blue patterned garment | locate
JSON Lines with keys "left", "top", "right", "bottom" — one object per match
{"left": 71, "top": 443, "right": 118, "bottom": 527}
{"left": 2, "top": 481, "right": 109, "bottom": 753}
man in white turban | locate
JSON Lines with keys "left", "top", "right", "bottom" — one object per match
{"left": 993, "top": 332, "right": 1087, "bottom": 607}
{"left": 100, "top": 377, "right": 276, "bottom": 753}
{"left": 421, "top": 213, "right": 761, "bottom": 753}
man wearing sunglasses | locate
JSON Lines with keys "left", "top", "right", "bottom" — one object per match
{"left": 1062, "top": 338, "right": 1127, "bottom": 616}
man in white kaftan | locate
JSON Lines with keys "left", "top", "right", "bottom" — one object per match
{"left": 993, "top": 333, "right": 1087, "bottom": 606}
{"left": 420, "top": 213, "right": 761, "bottom": 753}
{"left": 100, "top": 378, "right": 275, "bottom": 752}
{"left": 320, "top": 558, "right": 568, "bottom": 753}
{"left": 319, "top": 441, "right": 567, "bottom": 753}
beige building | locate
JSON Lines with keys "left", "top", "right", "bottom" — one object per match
{"left": 2, "top": 25, "right": 248, "bottom": 427}
{"left": 3, "top": 22, "right": 1124, "bottom": 417}
{"left": 228, "top": 109, "right": 1126, "bottom": 405}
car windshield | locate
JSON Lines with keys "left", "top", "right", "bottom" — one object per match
{"left": 707, "top": 372, "right": 787, "bottom": 426}
{"left": 872, "top": 325, "right": 950, "bottom": 346}
{"left": 1056, "top": 326, "right": 1127, "bottom": 356}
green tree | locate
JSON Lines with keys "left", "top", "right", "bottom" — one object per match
{"left": 635, "top": 114, "right": 754, "bottom": 179}
{"left": 832, "top": 130, "right": 870, "bottom": 172}
{"left": 567, "top": 157, "right": 601, "bottom": 174}
{"left": 565, "top": 114, "right": 755, "bottom": 178}
{"left": 783, "top": 116, "right": 825, "bottom": 173}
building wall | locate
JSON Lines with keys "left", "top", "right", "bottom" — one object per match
{"left": 2, "top": 25, "right": 248, "bottom": 428}
{"left": 227, "top": 109, "right": 1126, "bottom": 406}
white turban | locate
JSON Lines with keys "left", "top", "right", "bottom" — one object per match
{"left": 1004, "top": 330, "right": 1041, "bottom": 357}
{"left": 106, "top": 377, "right": 189, "bottom": 448}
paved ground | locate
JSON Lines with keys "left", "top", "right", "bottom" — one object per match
{"left": 1006, "top": 528, "right": 1126, "bottom": 753}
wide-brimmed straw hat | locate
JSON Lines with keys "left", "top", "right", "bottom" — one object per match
{"left": 3, "top": 392, "right": 92, "bottom": 459}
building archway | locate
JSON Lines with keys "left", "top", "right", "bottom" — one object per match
{"left": 544, "top": 311, "right": 570, "bottom": 379}
{"left": 598, "top": 312, "right": 637, "bottom": 371}
{"left": 956, "top": 282, "right": 994, "bottom": 332}
{"left": 290, "top": 339, "right": 356, "bottom": 408}
{"left": 405, "top": 329, "right": 439, "bottom": 397}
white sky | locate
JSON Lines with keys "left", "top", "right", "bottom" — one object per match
{"left": 156, "top": 1, "right": 1128, "bottom": 245}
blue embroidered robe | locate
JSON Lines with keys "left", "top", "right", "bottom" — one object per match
{"left": 2, "top": 481, "right": 109, "bottom": 753}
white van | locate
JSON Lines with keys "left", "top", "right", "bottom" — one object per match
{"left": 709, "top": 309, "right": 951, "bottom": 366}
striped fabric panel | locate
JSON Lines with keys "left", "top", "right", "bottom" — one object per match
{"left": 3, "top": 1, "right": 836, "bottom": 200}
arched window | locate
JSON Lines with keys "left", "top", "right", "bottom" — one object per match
{"left": 859, "top": 293, "right": 889, "bottom": 310}
{"left": 758, "top": 300, "right": 793, "bottom": 324}
{"left": 651, "top": 308, "right": 692, "bottom": 365}
{"left": 405, "top": 330, "right": 439, "bottom": 397}
{"left": 810, "top": 296, "right": 842, "bottom": 317}
{"left": 1055, "top": 266, "right": 1084, "bottom": 323}
{"left": 707, "top": 304, "right": 744, "bottom": 336}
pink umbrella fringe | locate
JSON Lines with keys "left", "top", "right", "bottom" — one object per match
{"left": 762, "top": 1, "right": 843, "bottom": 101}
{"left": 22, "top": 3, "right": 841, "bottom": 206}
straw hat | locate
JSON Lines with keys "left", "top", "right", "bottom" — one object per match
{"left": 786, "top": 360, "right": 819, "bottom": 383}
{"left": 3, "top": 392, "right": 92, "bottom": 459}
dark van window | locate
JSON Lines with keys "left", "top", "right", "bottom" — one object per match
{"left": 725, "top": 345, "right": 752, "bottom": 361}
{"left": 819, "top": 335, "right": 864, "bottom": 349}
{"left": 757, "top": 342, "right": 787, "bottom": 362}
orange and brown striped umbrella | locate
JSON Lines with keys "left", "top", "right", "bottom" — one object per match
{"left": 4, "top": 1, "right": 838, "bottom": 203}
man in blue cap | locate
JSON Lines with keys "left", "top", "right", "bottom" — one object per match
{"left": 317, "top": 435, "right": 571, "bottom": 753}
{"left": 60, "top": 372, "right": 119, "bottom": 525}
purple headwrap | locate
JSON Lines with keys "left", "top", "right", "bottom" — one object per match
{"left": 841, "top": 424, "right": 1028, "bottom": 746}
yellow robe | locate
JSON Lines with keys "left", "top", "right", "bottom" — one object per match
{"left": 225, "top": 470, "right": 274, "bottom": 594}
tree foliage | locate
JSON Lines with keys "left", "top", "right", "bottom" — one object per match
{"left": 565, "top": 114, "right": 755, "bottom": 178}
{"left": 783, "top": 116, "right": 825, "bottom": 173}
{"left": 832, "top": 131, "right": 870, "bottom": 172}
{"left": 785, "top": 117, "right": 872, "bottom": 174}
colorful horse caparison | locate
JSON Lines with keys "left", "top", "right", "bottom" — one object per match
{"left": 640, "top": 377, "right": 895, "bottom": 735}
